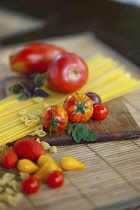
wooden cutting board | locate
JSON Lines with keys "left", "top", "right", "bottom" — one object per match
{"left": 3, "top": 76, "right": 140, "bottom": 146}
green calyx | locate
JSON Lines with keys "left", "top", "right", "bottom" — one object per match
{"left": 42, "top": 110, "right": 67, "bottom": 136}
{"left": 72, "top": 97, "right": 92, "bottom": 114}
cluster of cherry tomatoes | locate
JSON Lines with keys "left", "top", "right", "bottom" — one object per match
{"left": 42, "top": 92, "right": 109, "bottom": 133}
{"left": 22, "top": 171, "right": 64, "bottom": 194}
{"left": 1, "top": 139, "right": 64, "bottom": 194}
{"left": 9, "top": 43, "right": 88, "bottom": 93}
{"left": 85, "top": 92, "right": 109, "bottom": 121}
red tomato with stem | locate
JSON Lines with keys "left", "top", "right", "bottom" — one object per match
{"left": 14, "top": 139, "right": 45, "bottom": 162}
{"left": 63, "top": 93, "right": 93, "bottom": 123}
{"left": 22, "top": 176, "right": 40, "bottom": 194}
{"left": 47, "top": 52, "right": 88, "bottom": 93}
{"left": 9, "top": 43, "right": 66, "bottom": 74}
{"left": 46, "top": 171, "right": 64, "bottom": 188}
{"left": 1, "top": 150, "right": 18, "bottom": 168}
{"left": 92, "top": 103, "right": 109, "bottom": 120}
{"left": 42, "top": 105, "right": 68, "bottom": 133}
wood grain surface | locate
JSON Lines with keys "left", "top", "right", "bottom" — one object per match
{"left": 0, "top": 33, "right": 140, "bottom": 210}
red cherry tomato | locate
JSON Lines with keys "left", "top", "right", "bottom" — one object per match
{"left": 92, "top": 103, "right": 109, "bottom": 120}
{"left": 46, "top": 171, "right": 64, "bottom": 188}
{"left": 42, "top": 105, "right": 68, "bottom": 132}
{"left": 9, "top": 43, "right": 66, "bottom": 74}
{"left": 22, "top": 176, "right": 40, "bottom": 194}
{"left": 1, "top": 150, "right": 18, "bottom": 168}
{"left": 47, "top": 52, "right": 88, "bottom": 93}
{"left": 63, "top": 93, "right": 93, "bottom": 123}
{"left": 14, "top": 139, "right": 45, "bottom": 162}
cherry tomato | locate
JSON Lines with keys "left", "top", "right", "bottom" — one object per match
{"left": 47, "top": 52, "right": 88, "bottom": 93}
{"left": 46, "top": 171, "right": 64, "bottom": 188}
{"left": 42, "top": 105, "right": 68, "bottom": 132}
{"left": 63, "top": 93, "right": 93, "bottom": 123}
{"left": 85, "top": 92, "right": 102, "bottom": 105}
{"left": 14, "top": 139, "right": 45, "bottom": 162}
{"left": 92, "top": 103, "right": 109, "bottom": 120}
{"left": 9, "top": 43, "right": 66, "bottom": 74}
{"left": 1, "top": 150, "right": 18, "bottom": 168}
{"left": 22, "top": 176, "right": 40, "bottom": 194}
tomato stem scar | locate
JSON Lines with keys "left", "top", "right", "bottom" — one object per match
{"left": 69, "top": 69, "right": 78, "bottom": 79}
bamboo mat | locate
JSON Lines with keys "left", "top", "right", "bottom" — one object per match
{"left": 0, "top": 33, "right": 140, "bottom": 210}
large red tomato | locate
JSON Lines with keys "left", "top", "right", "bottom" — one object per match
{"left": 63, "top": 93, "right": 93, "bottom": 123}
{"left": 9, "top": 43, "right": 66, "bottom": 74}
{"left": 47, "top": 52, "right": 88, "bottom": 93}
{"left": 42, "top": 105, "right": 68, "bottom": 132}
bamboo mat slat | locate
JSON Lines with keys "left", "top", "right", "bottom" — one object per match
{"left": 0, "top": 33, "right": 140, "bottom": 210}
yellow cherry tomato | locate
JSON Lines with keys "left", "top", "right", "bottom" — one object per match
{"left": 34, "top": 162, "right": 62, "bottom": 180}
{"left": 17, "top": 159, "right": 39, "bottom": 174}
{"left": 60, "top": 156, "right": 85, "bottom": 170}
{"left": 37, "top": 154, "right": 56, "bottom": 167}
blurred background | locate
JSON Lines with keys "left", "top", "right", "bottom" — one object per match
{"left": 0, "top": 0, "right": 140, "bottom": 67}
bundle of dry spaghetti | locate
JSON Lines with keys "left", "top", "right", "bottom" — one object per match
{"left": 0, "top": 55, "right": 140, "bottom": 146}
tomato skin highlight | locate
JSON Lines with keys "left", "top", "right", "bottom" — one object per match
{"left": 92, "top": 103, "right": 109, "bottom": 120}
{"left": 14, "top": 139, "right": 45, "bottom": 162}
{"left": 47, "top": 52, "right": 88, "bottom": 93}
{"left": 22, "top": 176, "right": 40, "bottom": 194}
{"left": 46, "top": 171, "right": 64, "bottom": 188}
{"left": 9, "top": 43, "right": 66, "bottom": 74}
{"left": 42, "top": 105, "right": 68, "bottom": 132}
{"left": 1, "top": 150, "right": 18, "bottom": 168}
{"left": 63, "top": 93, "right": 93, "bottom": 123}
